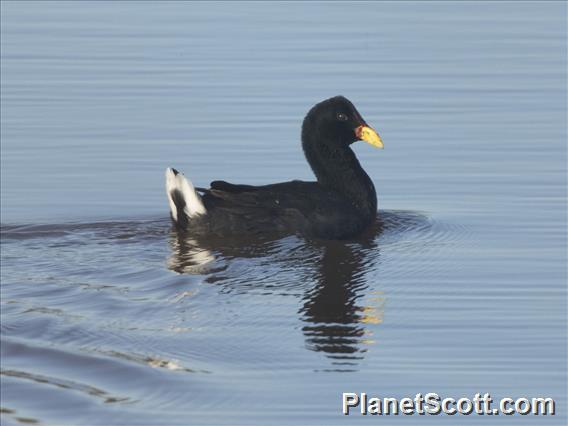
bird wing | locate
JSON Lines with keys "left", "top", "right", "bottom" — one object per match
{"left": 198, "top": 180, "right": 362, "bottom": 237}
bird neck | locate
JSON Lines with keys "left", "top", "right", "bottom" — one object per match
{"left": 302, "top": 132, "right": 377, "bottom": 216}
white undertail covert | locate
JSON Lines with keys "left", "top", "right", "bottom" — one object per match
{"left": 165, "top": 168, "right": 206, "bottom": 222}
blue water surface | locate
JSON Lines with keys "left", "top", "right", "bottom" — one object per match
{"left": 1, "top": 2, "right": 566, "bottom": 425}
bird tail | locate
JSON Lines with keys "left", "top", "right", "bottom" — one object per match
{"left": 165, "top": 167, "right": 206, "bottom": 228}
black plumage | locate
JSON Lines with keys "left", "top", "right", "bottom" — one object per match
{"left": 168, "top": 96, "right": 384, "bottom": 240}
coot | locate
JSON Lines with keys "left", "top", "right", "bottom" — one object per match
{"left": 165, "top": 96, "right": 384, "bottom": 239}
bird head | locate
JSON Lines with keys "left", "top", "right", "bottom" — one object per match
{"left": 303, "top": 96, "right": 383, "bottom": 149}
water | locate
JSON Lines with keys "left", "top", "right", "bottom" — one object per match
{"left": 1, "top": 1, "right": 566, "bottom": 425}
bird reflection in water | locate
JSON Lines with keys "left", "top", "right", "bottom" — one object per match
{"left": 167, "top": 220, "right": 385, "bottom": 369}
{"left": 299, "top": 224, "right": 384, "bottom": 371}
{"left": 167, "top": 233, "right": 216, "bottom": 275}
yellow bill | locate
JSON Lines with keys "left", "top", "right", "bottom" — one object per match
{"left": 355, "top": 125, "right": 384, "bottom": 149}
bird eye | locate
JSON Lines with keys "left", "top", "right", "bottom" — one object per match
{"left": 337, "top": 113, "right": 348, "bottom": 121}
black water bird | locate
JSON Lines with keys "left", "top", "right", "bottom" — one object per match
{"left": 165, "top": 96, "right": 384, "bottom": 239}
